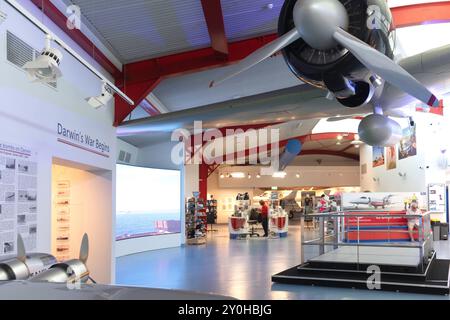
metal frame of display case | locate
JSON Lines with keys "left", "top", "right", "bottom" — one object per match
{"left": 299, "top": 211, "right": 434, "bottom": 273}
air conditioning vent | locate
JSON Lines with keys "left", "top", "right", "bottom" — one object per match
{"left": 6, "top": 31, "right": 58, "bottom": 89}
{"left": 118, "top": 150, "right": 126, "bottom": 162}
{"left": 7, "top": 31, "right": 34, "bottom": 69}
{"left": 118, "top": 150, "right": 132, "bottom": 164}
{"left": 124, "top": 152, "right": 131, "bottom": 163}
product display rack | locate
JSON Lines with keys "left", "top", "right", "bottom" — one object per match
{"left": 186, "top": 196, "right": 207, "bottom": 245}
{"left": 206, "top": 198, "right": 218, "bottom": 232}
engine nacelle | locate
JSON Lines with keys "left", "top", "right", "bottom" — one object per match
{"left": 358, "top": 114, "right": 403, "bottom": 146}
{"left": 279, "top": 0, "right": 395, "bottom": 106}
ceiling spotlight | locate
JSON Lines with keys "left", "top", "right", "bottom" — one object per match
{"left": 336, "top": 141, "right": 342, "bottom": 146}
{"left": 256, "top": 174, "right": 261, "bottom": 179}
{"left": 248, "top": 174, "right": 252, "bottom": 179}
{"left": 23, "top": 35, "right": 63, "bottom": 83}
{"left": 220, "top": 174, "right": 225, "bottom": 179}
{"left": 0, "top": 10, "right": 7, "bottom": 24}
{"left": 296, "top": 173, "right": 300, "bottom": 178}
{"left": 354, "top": 144, "right": 360, "bottom": 149}
{"left": 86, "top": 81, "right": 114, "bottom": 109}
{"left": 337, "top": 135, "right": 343, "bottom": 141}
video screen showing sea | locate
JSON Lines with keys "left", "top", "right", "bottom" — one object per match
{"left": 116, "top": 212, "right": 181, "bottom": 240}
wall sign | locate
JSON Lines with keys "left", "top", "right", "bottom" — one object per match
{"left": 57, "top": 123, "right": 110, "bottom": 158}
{"left": 0, "top": 141, "right": 38, "bottom": 257}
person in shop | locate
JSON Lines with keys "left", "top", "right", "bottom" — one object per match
{"left": 259, "top": 200, "right": 269, "bottom": 237}
{"left": 304, "top": 195, "right": 312, "bottom": 214}
{"left": 407, "top": 202, "right": 422, "bottom": 242}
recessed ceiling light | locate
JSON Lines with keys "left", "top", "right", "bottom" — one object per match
{"left": 272, "top": 171, "right": 287, "bottom": 178}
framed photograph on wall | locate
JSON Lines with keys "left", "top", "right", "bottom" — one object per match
{"left": 386, "top": 145, "right": 397, "bottom": 170}
{"left": 372, "top": 147, "right": 385, "bottom": 168}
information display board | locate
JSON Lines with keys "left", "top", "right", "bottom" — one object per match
{"left": 428, "top": 183, "right": 446, "bottom": 213}
{"left": 0, "top": 141, "right": 37, "bottom": 257}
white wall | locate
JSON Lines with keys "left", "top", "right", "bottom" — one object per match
{"left": 218, "top": 166, "right": 360, "bottom": 189}
{"left": 0, "top": 2, "right": 117, "bottom": 283}
{"left": 360, "top": 114, "right": 446, "bottom": 193}
{"left": 136, "top": 141, "right": 179, "bottom": 170}
{"left": 360, "top": 113, "right": 448, "bottom": 222}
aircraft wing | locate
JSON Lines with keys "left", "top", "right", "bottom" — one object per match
{"left": 0, "top": 281, "right": 235, "bottom": 300}
{"left": 117, "top": 85, "right": 372, "bottom": 138}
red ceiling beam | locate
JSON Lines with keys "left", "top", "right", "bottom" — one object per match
{"left": 200, "top": 0, "right": 228, "bottom": 55}
{"left": 391, "top": 2, "right": 450, "bottom": 28}
{"left": 299, "top": 150, "right": 359, "bottom": 161}
{"left": 114, "top": 34, "right": 278, "bottom": 125}
{"left": 139, "top": 98, "right": 161, "bottom": 117}
{"left": 29, "top": 0, "right": 122, "bottom": 79}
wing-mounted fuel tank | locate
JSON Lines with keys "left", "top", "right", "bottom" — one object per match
{"left": 279, "top": 0, "right": 395, "bottom": 107}
{"left": 0, "top": 235, "right": 57, "bottom": 281}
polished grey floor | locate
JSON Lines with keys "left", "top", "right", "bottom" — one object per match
{"left": 116, "top": 223, "right": 450, "bottom": 300}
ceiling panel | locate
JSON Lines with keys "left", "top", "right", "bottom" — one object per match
{"left": 221, "top": 0, "right": 283, "bottom": 41}
{"left": 69, "top": 0, "right": 211, "bottom": 62}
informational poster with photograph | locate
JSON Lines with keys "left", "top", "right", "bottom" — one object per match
{"left": 386, "top": 145, "right": 397, "bottom": 170}
{"left": 428, "top": 184, "right": 446, "bottom": 213}
{"left": 54, "top": 180, "right": 71, "bottom": 261}
{"left": 342, "top": 192, "right": 427, "bottom": 211}
{"left": 372, "top": 147, "right": 385, "bottom": 168}
{"left": 399, "top": 126, "right": 417, "bottom": 160}
{"left": 0, "top": 141, "right": 38, "bottom": 257}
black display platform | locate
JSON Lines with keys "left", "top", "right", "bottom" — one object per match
{"left": 272, "top": 259, "right": 450, "bottom": 295}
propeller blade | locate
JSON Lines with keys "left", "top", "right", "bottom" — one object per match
{"left": 210, "top": 28, "right": 301, "bottom": 87}
{"left": 333, "top": 27, "right": 440, "bottom": 107}
{"left": 17, "top": 234, "right": 26, "bottom": 263}
{"left": 79, "top": 233, "right": 89, "bottom": 264}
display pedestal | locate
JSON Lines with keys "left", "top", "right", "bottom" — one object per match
{"left": 229, "top": 216, "right": 248, "bottom": 239}
{"left": 270, "top": 215, "right": 288, "bottom": 238}
{"left": 186, "top": 237, "right": 206, "bottom": 245}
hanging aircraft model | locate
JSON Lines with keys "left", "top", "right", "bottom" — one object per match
{"left": 117, "top": 0, "right": 449, "bottom": 148}
{"left": 209, "top": 0, "right": 441, "bottom": 147}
